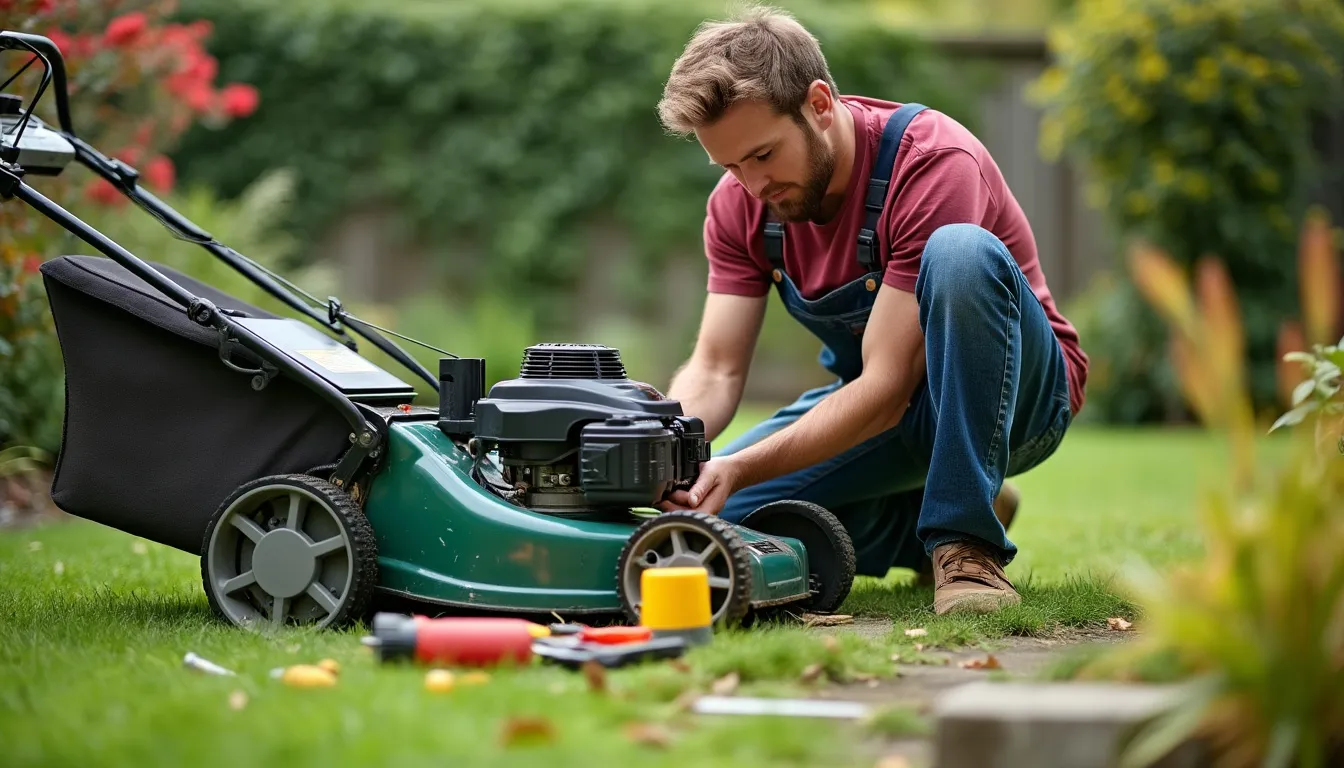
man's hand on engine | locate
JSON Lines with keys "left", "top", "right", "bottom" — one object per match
{"left": 659, "top": 457, "right": 743, "bottom": 517}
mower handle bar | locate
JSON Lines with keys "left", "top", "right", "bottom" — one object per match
{"left": 0, "top": 31, "right": 74, "bottom": 135}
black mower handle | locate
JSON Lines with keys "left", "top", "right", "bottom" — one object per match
{"left": 0, "top": 31, "right": 75, "bottom": 136}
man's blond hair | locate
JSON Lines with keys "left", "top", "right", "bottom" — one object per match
{"left": 657, "top": 5, "right": 839, "bottom": 135}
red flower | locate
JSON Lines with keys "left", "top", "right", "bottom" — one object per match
{"left": 220, "top": 83, "right": 259, "bottom": 118}
{"left": 84, "top": 177, "right": 125, "bottom": 206}
{"left": 143, "top": 156, "right": 175, "bottom": 192}
{"left": 44, "top": 27, "right": 71, "bottom": 56}
{"left": 104, "top": 12, "right": 148, "bottom": 47}
{"left": 184, "top": 84, "right": 213, "bottom": 112}
{"left": 114, "top": 145, "right": 143, "bottom": 166}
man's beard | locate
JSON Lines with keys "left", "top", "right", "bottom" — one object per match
{"left": 765, "top": 122, "right": 836, "bottom": 223}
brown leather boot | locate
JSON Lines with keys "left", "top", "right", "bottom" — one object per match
{"left": 931, "top": 539, "right": 1021, "bottom": 614}
{"left": 913, "top": 481, "right": 1019, "bottom": 585}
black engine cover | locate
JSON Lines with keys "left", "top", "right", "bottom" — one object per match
{"left": 466, "top": 344, "right": 708, "bottom": 508}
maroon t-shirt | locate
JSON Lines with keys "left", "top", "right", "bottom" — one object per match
{"left": 703, "top": 96, "right": 1088, "bottom": 415}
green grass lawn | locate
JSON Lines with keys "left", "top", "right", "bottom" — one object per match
{"left": 0, "top": 416, "right": 1279, "bottom": 767}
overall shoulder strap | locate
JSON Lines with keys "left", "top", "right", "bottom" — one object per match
{"left": 856, "top": 102, "right": 927, "bottom": 273}
{"left": 763, "top": 220, "right": 785, "bottom": 272}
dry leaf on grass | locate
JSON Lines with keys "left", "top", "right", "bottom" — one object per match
{"left": 958, "top": 655, "right": 1002, "bottom": 670}
{"left": 670, "top": 659, "right": 692, "bottom": 673}
{"left": 799, "top": 663, "right": 825, "bottom": 684}
{"left": 711, "top": 672, "right": 740, "bottom": 695}
{"left": 903, "top": 628, "right": 927, "bottom": 638}
{"left": 227, "top": 690, "right": 248, "bottom": 710}
{"left": 582, "top": 659, "right": 607, "bottom": 693}
{"left": 874, "top": 756, "right": 912, "bottom": 768}
{"left": 1107, "top": 617, "right": 1134, "bottom": 631}
{"left": 500, "top": 717, "right": 556, "bottom": 747}
{"left": 851, "top": 673, "right": 876, "bottom": 683}
{"left": 821, "top": 635, "right": 840, "bottom": 652}
{"left": 624, "top": 722, "right": 673, "bottom": 749}
{"left": 802, "top": 613, "right": 854, "bottom": 627}
{"left": 672, "top": 690, "right": 701, "bottom": 712}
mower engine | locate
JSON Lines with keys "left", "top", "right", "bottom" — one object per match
{"left": 438, "top": 344, "right": 708, "bottom": 516}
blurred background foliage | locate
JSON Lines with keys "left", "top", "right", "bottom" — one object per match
{"left": 4, "top": 0, "right": 1344, "bottom": 454}
{"left": 1033, "top": 0, "right": 1344, "bottom": 423}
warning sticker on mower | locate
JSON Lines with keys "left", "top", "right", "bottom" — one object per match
{"left": 297, "top": 348, "right": 379, "bottom": 374}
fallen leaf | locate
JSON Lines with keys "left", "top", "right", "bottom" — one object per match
{"left": 279, "top": 664, "right": 338, "bottom": 687}
{"left": 875, "top": 756, "right": 912, "bottom": 768}
{"left": 821, "top": 635, "right": 840, "bottom": 652}
{"left": 228, "top": 690, "right": 248, "bottom": 710}
{"left": 914, "top": 643, "right": 925, "bottom": 652}
{"left": 670, "top": 659, "right": 692, "bottom": 673}
{"left": 802, "top": 613, "right": 854, "bottom": 627}
{"left": 799, "top": 662, "right": 825, "bottom": 684}
{"left": 903, "top": 628, "right": 927, "bottom": 638}
{"left": 460, "top": 671, "right": 491, "bottom": 686}
{"left": 958, "top": 655, "right": 1002, "bottom": 670}
{"left": 1107, "top": 617, "right": 1134, "bottom": 631}
{"left": 424, "top": 669, "right": 455, "bottom": 693}
{"left": 671, "top": 690, "right": 701, "bottom": 712}
{"left": 711, "top": 672, "right": 740, "bottom": 695}
{"left": 623, "top": 722, "right": 673, "bottom": 749}
{"left": 582, "top": 659, "right": 607, "bottom": 693}
{"left": 851, "top": 672, "right": 876, "bottom": 683}
{"left": 500, "top": 716, "right": 556, "bottom": 747}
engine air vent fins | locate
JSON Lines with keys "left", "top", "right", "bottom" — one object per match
{"left": 519, "top": 343, "right": 628, "bottom": 380}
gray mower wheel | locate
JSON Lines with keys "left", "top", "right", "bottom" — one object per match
{"left": 616, "top": 510, "right": 753, "bottom": 627}
{"left": 201, "top": 474, "right": 377, "bottom": 631}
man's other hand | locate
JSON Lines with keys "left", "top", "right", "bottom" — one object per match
{"left": 657, "top": 457, "right": 744, "bottom": 517}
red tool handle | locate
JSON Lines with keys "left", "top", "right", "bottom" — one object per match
{"left": 579, "top": 626, "right": 652, "bottom": 645}
{"left": 412, "top": 617, "right": 538, "bottom": 666}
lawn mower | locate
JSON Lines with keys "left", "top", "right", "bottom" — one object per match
{"left": 0, "top": 31, "right": 857, "bottom": 632}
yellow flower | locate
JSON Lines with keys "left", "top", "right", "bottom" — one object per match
{"left": 1030, "top": 67, "right": 1066, "bottom": 103}
{"left": 1197, "top": 56, "right": 1220, "bottom": 82}
{"left": 1039, "top": 117, "right": 1065, "bottom": 161}
{"left": 1137, "top": 49, "right": 1170, "bottom": 83}
{"left": 1181, "top": 173, "right": 1211, "bottom": 200}
{"left": 1125, "top": 191, "right": 1152, "bottom": 215}
{"left": 1153, "top": 158, "right": 1176, "bottom": 188}
{"left": 1180, "top": 77, "right": 1215, "bottom": 103}
{"left": 1244, "top": 55, "right": 1270, "bottom": 80}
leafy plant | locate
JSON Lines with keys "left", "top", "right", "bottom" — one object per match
{"left": 1059, "top": 221, "right": 1344, "bottom": 767}
{"left": 1032, "top": 0, "right": 1344, "bottom": 422}
{"left": 1, "top": 0, "right": 260, "bottom": 452}
{"left": 1269, "top": 212, "right": 1344, "bottom": 439}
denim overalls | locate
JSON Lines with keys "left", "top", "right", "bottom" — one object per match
{"left": 716, "top": 103, "right": 1074, "bottom": 576}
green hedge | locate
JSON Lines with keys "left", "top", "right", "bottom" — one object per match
{"left": 170, "top": 0, "right": 985, "bottom": 329}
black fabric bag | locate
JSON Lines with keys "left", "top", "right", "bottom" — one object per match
{"left": 39, "top": 254, "right": 351, "bottom": 554}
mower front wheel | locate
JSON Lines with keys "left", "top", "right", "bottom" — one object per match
{"left": 616, "top": 510, "right": 753, "bottom": 627}
{"left": 739, "top": 500, "right": 855, "bottom": 615}
{"left": 201, "top": 474, "right": 378, "bottom": 631}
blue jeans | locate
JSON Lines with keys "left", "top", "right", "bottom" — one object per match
{"left": 718, "top": 224, "right": 1073, "bottom": 576}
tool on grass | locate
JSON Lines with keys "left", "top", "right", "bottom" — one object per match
{"left": 362, "top": 612, "right": 685, "bottom": 670}
{"left": 182, "top": 652, "right": 236, "bottom": 676}
{"left": 638, "top": 566, "right": 714, "bottom": 646}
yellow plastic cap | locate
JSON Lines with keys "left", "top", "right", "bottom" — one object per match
{"left": 639, "top": 567, "right": 712, "bottom": 630}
